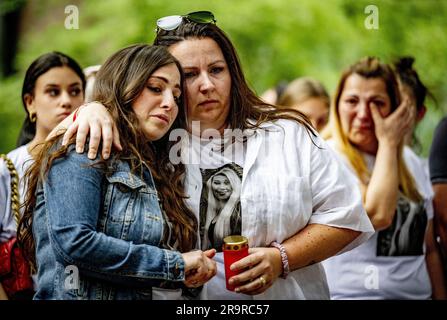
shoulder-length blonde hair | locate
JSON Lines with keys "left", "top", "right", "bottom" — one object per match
{"left": 324, "top": 56, "right": 422, "bottom": 202}
{"left": 202, "top": 167, "right": 241, "bottom": 249}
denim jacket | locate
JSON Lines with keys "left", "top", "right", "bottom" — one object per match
{"left": 33, "top": 145, "right": 185, "bottom": 300}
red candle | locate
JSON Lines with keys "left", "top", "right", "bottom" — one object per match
{"left": 223, "top": 235, "right": 249, "bottom": 291}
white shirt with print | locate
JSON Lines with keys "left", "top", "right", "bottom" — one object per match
{"left": 183, "top": 120, "right": 374, "bottom": 300}
{"left": 322, "top": 142, "right": 434, "bottom": 299}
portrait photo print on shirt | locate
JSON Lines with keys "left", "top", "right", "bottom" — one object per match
{"left": 199, "top": 163, "right": 243, "bottom": 252}
{"left": 376, "top": 195, "right": 427, "bottom": 256}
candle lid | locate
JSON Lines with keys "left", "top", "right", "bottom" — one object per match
{"left": 223, "top": 235, "right": 248, "bottom": 251}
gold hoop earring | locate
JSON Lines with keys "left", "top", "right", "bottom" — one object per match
{"left": 29, "top": 112, "right": 37, "bottom": 123}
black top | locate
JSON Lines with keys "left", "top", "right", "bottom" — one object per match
{"left": 429, "top": 117, "right": 447, "bottom": 184}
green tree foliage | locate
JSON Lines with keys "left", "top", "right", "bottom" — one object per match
{"left": 1, "top": 0, "right": 446, "bottom": 155}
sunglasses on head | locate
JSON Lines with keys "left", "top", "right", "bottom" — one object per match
{"left": 156, "top": 11, "right": 216, "bottom": 32}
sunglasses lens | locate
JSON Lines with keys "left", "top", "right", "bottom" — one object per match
{"left": 157, "top": 15, "right": 182, "bottom": 30}
{"left": 187, "top": 11, "right": 215, "bottom": 23}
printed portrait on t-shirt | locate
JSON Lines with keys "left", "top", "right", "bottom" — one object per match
{"left": 376, "top": 195, "right": 427, "bottom": 256}
{"left": 199, "top": 163, "right": 243, "bottom": 251}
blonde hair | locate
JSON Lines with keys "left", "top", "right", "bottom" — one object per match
{"left": 325, "top": 57, "right": 422, "bottom": 202}
{"left": 278, "top": 77, "right": 330, "bottom": 108}
{"left": 202, "top": 168, "right": 241, "bottom": 249}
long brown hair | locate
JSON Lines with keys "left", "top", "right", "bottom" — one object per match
{"left": 18, "top": 44, "right": 198, "bottom": 270}
{"left": 325, "top": 56, "right": 422, "bottom": 202}
{"left": 154, "top": 20, "right": 315, "bottom": 134}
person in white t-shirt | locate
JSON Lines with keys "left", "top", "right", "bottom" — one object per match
{"left": 321, "top": 56, "right": 446, "bottom": 299}
{"left": 0, "top": 52, "right": 86, "bottom": 299}
{"left": 54, "top": 11, "right": 374, "bottom": 299}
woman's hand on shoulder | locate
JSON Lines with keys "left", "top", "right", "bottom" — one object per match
{"left": 182, "top": 249, "right": 217, "bottom": 288}
{"left": 227, "top": 247, "right": 282, "bottom": 295}
{"left": 371, "top": 97, "right": 414, "bottom": 148}
{"left": 62, "top": 102, "right": 122, "bottom": 160}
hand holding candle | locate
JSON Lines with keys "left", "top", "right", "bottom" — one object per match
{"left": 222, "top": 235, "right": 249, "bottom": 291}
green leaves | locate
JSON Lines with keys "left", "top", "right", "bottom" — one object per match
{"left": 0, "top": 0, "right": 446, "bottom": 155}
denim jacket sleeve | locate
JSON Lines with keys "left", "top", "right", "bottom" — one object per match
{"left": 42, "top": 148, "right": 185, "bottom": 286}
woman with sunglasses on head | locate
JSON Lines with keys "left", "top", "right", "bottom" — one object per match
{"left": 53, "top": 11, "right": 374, "bottom": 299}
{"left": 17, "top": 44, "right": 216, "bottom": 300}
{"left": 0, "top": 52, "right": 85, "bottom": 299}
{"left": 321, "top": 57, "right": 446, "bottom": 299}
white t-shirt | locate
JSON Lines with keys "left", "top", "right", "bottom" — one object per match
{"left": 190, "top": 129, "right": 248, "bottom": 300}
{"left": 183, "top": 120, "right": 374, "bottom": 300}
{"left": 153, "top": 128, "right": 247, "bottom": 300}
{"left": 0, "top": 145, "right": 32, "bottom": 242}
{"left": 322, "top": 142, "right": 434, "bottom": 299}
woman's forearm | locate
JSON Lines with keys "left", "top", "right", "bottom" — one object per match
{"left": 426, "top": 248, "right": 447, "bottom": 299}
{"left": 364, "top": 142, "right": 400, "bottom": 230}
{"left": 425, "top": 220, "right": 447, "bottom": 299}
{"left": 282, "top": 223, "right": 360, "bottom": 270}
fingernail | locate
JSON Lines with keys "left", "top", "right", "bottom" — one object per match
{"left": 104, "top": 152, "right": 109, "bottom": 159}
{"left": 235, "top": 288, "right": 240, "bottom": 293}
{"left": 229, "top": 279, "right": 234, "bottom": 285}
{"left": 76, "top": 146, "right": 83, "bottom": 153}
{"left": 88, "top": 152, "right": 95, "bottom": 159}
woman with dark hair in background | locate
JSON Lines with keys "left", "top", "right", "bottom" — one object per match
{"left": 0, "top": 52, "right": 85, "bottom": 299}
{"left": 16, "top": 52, "right": 86, "bottom": 148}
{"left": 394, "top": 57, "right": 447, "bottom": 285}
{"left": 393, "top": 57, "right": 431, "bottom": 152}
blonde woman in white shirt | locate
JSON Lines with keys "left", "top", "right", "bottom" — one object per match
{"left": 322, "top": 56, "right": 446, "bottom": 299}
